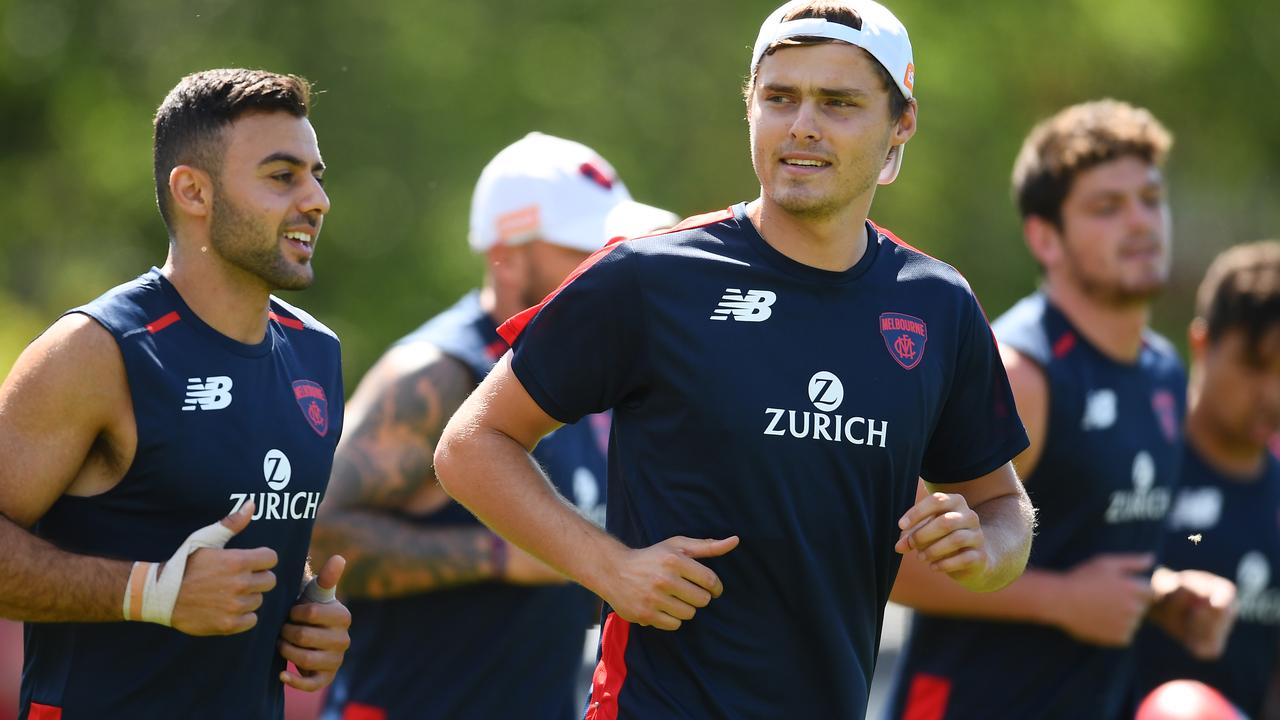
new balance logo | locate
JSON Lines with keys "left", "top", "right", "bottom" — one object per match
{"left": 183, "top": 376, "right": 233, "bottom": 411}
{"left": 710, "top": 289, "right": 776, "bottom": 322}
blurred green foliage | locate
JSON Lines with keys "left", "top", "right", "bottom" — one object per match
{"left": 1, "top": 0, "right": 1278, "bottom": 383}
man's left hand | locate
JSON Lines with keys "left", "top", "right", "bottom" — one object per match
{"left": 896, "top": 492, "right": 992, "bottom": 588}
{"left": 278, "top": 555, "right": 351, "bottom": 691}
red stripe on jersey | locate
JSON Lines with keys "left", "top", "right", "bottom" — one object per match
{"left": 872, "top": 220, "right": 937, "bottom": 261}
{"left": 484, "top": 338, "right": 509, "bottom": 361}
{"left": 669, "top": 207, "right": 734, "bottom": 232}
{"left": 1052, "top": 331, "right": 1077, "bottom": 358}
{"left": 269, "top": 311, "right": 305, "bottom": 330}
{"left": 28, "top": 703, "right": 63, "bottom": 720}
{"left": 902, "top": 673, "right": 952, "bottom": 720}
{"left": 584, "top": 612, "right": 631, "bottom": 720}
{"left": 145, "top": 311, "right": 180, "bottom": 334}
{"left": 497, "top": 241, "right": 627, "bottom": 345}
{"left": 341, "top": 703, "right": 387, "bottom": 720}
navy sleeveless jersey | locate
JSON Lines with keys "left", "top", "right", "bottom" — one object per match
{"left": 499, "top": 204, "right": 1028, "bottom": 719}
{"left": 888, "top": 292, "right": 1186, "bottom": 720}
{"left": 1132, "top": 446, "right": 1280, "bottom": 717}
{"left": 21, "top": 269, "right": 343, "bottom": 720}
{"left": 324, "top": 291, "right": 607, "bottom": 720}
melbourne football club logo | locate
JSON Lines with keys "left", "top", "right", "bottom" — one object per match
{"left": 879, "top": 312, "right": 927, "bottom": 370}
{"left": 292, "top": 380, "right": 329, "bottom": 437}
{"left": 1152, "top": 389, "right": 1179, "bottom": 443}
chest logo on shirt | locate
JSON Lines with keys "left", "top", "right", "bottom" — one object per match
{"left": 1151, "top": 389, "right": 1179, "bottom": 443}
{"left": 292, "top": 380, "right": 329, "bottom": 437}
{"left": 710, "top": 289, "right": 776, "bottom": 322}
{"left": 183, "top": 376, "right": 233, "bottom": 411}
{"left": 1104, "top": 450, "right": 1171, "bottom": 524}
{"left": 1238, "top": 552, "right": 1280, "bottom": 625}
{"left": 1167, "top": 486, "right": 1224, "bottom": 531}
{"left": 227, "top": 448, "right": 322, "bottom": 521}
{"left": 763, "top": 370, "right": 889, "bottom": 447}
{"left": 879, "top": 313, "right": 927, "bottom": 370}
{"left": 1082, "top": 389, "right": 1118, "bottom": 431}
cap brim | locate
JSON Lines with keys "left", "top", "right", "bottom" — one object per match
{"left": 604, "top": 200, "right": 682, "bottom": 242}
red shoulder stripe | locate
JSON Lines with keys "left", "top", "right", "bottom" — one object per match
{"left": 145, "top": 311, "right": 181, "bottom": 334}
{"left": 669, "top": 207, "right": 734, "bottom": 232}
{"left": 269, "top": 311, "right": 305, "bottom": 331}
{"left": 28, "top": 703, "right": 63, "bottom": 720}
{"left": 497, "top": 241, "right": 627, "bottom": 345}
{"left": 870, "top": 220, "right": 941, "bottom": 262}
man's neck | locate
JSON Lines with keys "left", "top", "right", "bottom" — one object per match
{"left": 161, "top": 242, "right": 272, "bottom": 345}
{"left": 1185, "top": 401, "right": 1267, "bottom": 482}
{"left": 745, "top": 196, "right": 871, "bottom": 272}
{"left": 1044, "top": 279, "right": 1149, "bottom": 363}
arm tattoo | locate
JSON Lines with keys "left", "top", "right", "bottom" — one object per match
{"left": 312, "top": 345, "right": 501, "bottom": 599}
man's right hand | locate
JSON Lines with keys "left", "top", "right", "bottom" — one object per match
{"left": 599, "top": 536, "right": 739, "bottom": 632}
{"left": 169, "top": 501, "right": 278, "bottom": 636}
{"left": 1050, "top": 552, "right": 1155, "bottom": 646}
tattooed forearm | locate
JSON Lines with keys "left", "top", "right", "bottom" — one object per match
{"left": 313, "top": 343, "right": 488, "bottom": 598}
{"left": 311, "top": 511, "right": 500, "bottom": 599}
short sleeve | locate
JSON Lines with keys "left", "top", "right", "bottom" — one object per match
{"left": 921, "top": 292, "right": 1029, "bottom": 484}
{"left": 498, "top": 242, "right": 645, "bottom": 424}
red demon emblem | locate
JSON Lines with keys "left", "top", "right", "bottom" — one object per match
{"left": 1152, "top": 389, "right": 1179, "bottom": 444}
{"left": 293, "top": 380, "right": 329, "bottom": 437}
{"left": 880, "top": 312, "right": 928, "bottom": 370}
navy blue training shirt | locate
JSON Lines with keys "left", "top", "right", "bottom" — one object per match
{"left": 21, "top": 269, "right": 343, "bottom": 720}
{"left": 889, "top": 292, "right": 1186, "bottom": 720}
{"left": 1132, "top": 445, "right": 1280, "bottom": 717}
{"left": 499, "top": 204, "right": 1028, "bottom": 720}
{"left": 325, "top": 291, "right": 607, "bottom": 720}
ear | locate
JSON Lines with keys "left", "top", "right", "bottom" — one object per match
{"left": 892, "top": 98, "right": 918, "bottom": 146}
{"left": 1187, "top": 318, "right": 1209, "bottom": 362}
{"left": 168, "top": 165, "right": 214, "bottom": 220}
{"left": 1024, "top": 215, "right": 1062, "bottom": 270}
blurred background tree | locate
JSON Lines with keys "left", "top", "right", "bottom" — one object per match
{"left": 1, "top": 0, "right": 1277, "bottom": 384}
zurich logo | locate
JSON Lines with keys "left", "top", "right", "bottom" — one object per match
{"left": 808, "top": 371, "right": 844, "bottom": 412}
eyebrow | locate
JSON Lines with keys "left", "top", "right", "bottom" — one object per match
{"left": 258, "top": 152, "right": 326, "bottom": 174}
{"left": 759, "top": 82, "right": 869, "bottom": 99}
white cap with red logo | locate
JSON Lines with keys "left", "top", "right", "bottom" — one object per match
{"left": 750, "top": 0, "right": 915, "bottom": 184}
{"left": 469, "top": 132, "right": 679, "bottom": 253}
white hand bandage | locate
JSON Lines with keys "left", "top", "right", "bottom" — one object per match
{"left": 301, "top": 576, "right": 336, "bottom": 604}
{"left": 122, "top": 519, "right": 238, "bottom": 625}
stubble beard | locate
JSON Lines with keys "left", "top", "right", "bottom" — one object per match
{"left": 209, "top": 190, "right": 313, "bottom": 292}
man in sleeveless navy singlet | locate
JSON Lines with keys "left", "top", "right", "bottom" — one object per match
{"left": 1132, "top": 241, "right": 1280, "bottom": 718}
{"left": 314, "top": 133, "right": 676, "bottom": 720}
{"left": 0, "top": 69, "right": 351, "bottom": 719}
{"left": 435, "top": 3, "right": 1037, "bottom": 718}
{"left": 888, "top": 100, "right": 1237, "bottom": 720}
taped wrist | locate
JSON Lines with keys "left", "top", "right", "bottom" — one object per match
{"left": 301, "top": 576, "right": 336, "bottom": 604}
{"left": 122, "top": 519, "right": 237, "bottom": 625}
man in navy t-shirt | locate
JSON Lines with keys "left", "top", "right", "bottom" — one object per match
{"left": 313, "top": 132, "right": 677, "bottom": 720}
{"left": 1132, "top": 241, "right": 1280, "bottom": 718}
{"left": 434, "top": 2, "right": 1035, "bottom": 718}
{"left": 888, "top": 100, "right": 1238, "bottom": 719}
{"left": 0, "top": 69, "right": 351, "bottom": 718}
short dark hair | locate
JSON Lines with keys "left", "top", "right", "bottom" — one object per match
{"left": 1196, "top": 240, "right": 1280, "bottom": 359}
{"left": 744, "top": 1, "right": 910, "bottom": 121}
{"left": 1012, "top": 99, "right": 1172, "bottom": 226}
{"left": 153, "top": 68, "right": 312, "bottom": 230}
